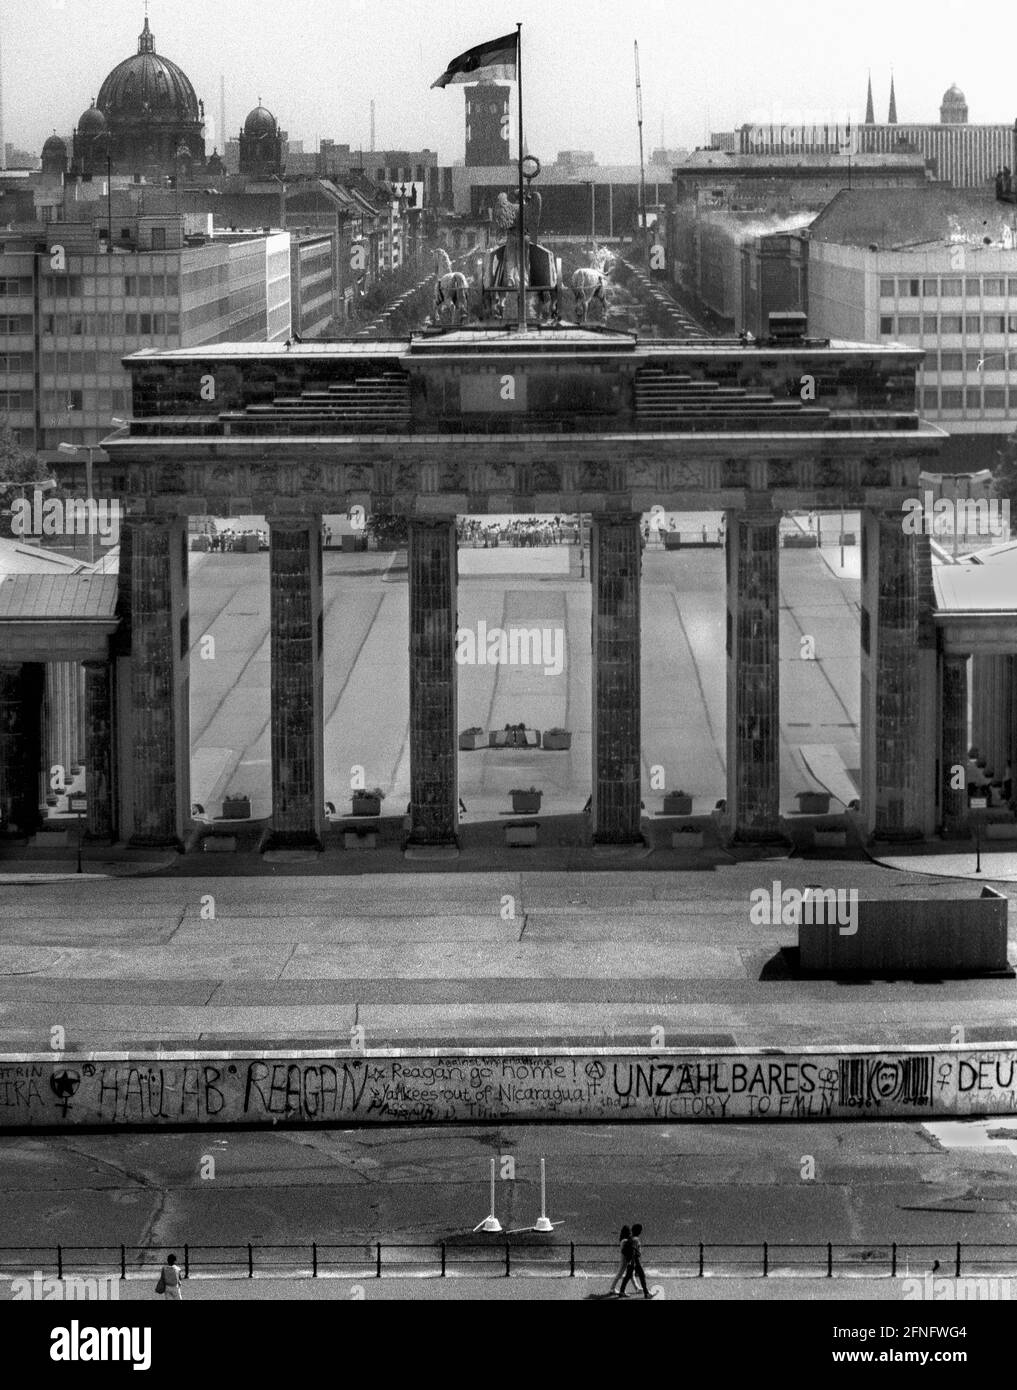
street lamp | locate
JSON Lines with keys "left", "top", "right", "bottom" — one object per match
{"left": 58, "top": 442, "right": 96, "bottom": 565}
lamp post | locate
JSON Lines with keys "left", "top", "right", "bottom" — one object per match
{"left": 970, "top": 793, "right": 987, "bottom": 873}
{"left": 58, "top": 442, "right": 95, "bottom": 565}
{"left": 585, "top": 179, "right": 596, "bottom": 242}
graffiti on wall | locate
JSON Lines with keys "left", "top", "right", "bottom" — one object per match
{"left": 0, "top": 1051, "right": 1015, "bottom": 1128}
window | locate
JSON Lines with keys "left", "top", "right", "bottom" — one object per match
{"left": 921, "top": 387, "right": 939, "bottom": 409}
{"left": 922, "top": 278, "right": 939, "bottom": 296}
{"left": 983, "top": 278, "right": 1005, "bottom": 296}
{"left": 898, "top": 278, "right": 920, "bottom": 297}
{"left": 0, "top": 276, "right": 32, "bottom": 295}
{"left": 940, "top": 314, "right": 963, "bottom": 333}
{"left": 984, "top": 314, "right": 1007, "bottom": 333}
{"left": 965, "top": 351, "right": 984, "bottom": 370}
{"left": 1008, "top": 315, "right": 1017, "bottom": 333}
{"left": 966, "top": 386, "right": 982, "bottom": 408}
{"left": 940, "top": 388, "right": 963, "bottom": 408}
{"left": 165, "top": 274, "right": 179, "bottom": 295}
{"left": 0, "top": 315, "right": 32, "bottom": 334}
{"left": 922, "top": 315, "right": 939, "bottom": 333}
{"left": 0, "top": 352, "right": 25, "bottom": 371}
{"left": 66, "top": 389, "right": 83, "bottom": 411}
{"left": 939, "top": 351, "right": 963, "bottom": 370}
{"left": 1009, "top": 279, "right": 1017, "bottom": 295}
{"left": 137, "top": 275, "right": 152, "bottom": 296}
{"left": 879, "top": 278, "right": 895, "bottom": 297}
{"left": 0, "top": 391, "right": 26, "bottom": 409}
{"left": 984, "top": 387, "right": 1006, "bottom": 408}
{"left": 940, "top": 278, "right": 962, "bottom": 296}
{"left": 151, "top": 227, "right": 166, "bottom": 250}
{"left": 1010, "top": 387, "right": 1017, "bottom": 408}
{"left": 965, "top": 278, "right": 981, "bottom": 296}
{"left": 139, "top": 313, "right": 152, "bottom": 335}
{"left": 879, "top": 316, "right": 895, "bottom": 334}
{"left": 964, "top": 315, "right": 981, "bottom": 333}
{"left": 897, "top": 315, "right": 920, "bottom": 333}
{"left": 125, "top": 313, "right": 137, "bottom": 334}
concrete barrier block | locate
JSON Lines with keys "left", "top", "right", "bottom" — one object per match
{"left": 799, "top": 890, "right": 1009, "bottom": 974}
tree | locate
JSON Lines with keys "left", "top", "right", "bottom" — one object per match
{"left": 0, "top": 418, "right": 47, "bottom": 504}
{"left": 992, "top": 434, "right": 1017, "bottom": 533}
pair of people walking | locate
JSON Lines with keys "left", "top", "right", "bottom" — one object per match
{"left": 608, "top": 1223, "right": 655, "bottom": 1298}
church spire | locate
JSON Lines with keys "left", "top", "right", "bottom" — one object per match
{"left": 138, "top": 3, "right": 155, "bottom": 55}
{"left": 864, "top": 71, "right": 874, "bottom": 125}
{"left": 888, "top": 70, "right": 897, "bottom": 124}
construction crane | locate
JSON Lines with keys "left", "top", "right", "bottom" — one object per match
{"left": 634, "top": 41, "right": 648, "bottom": 252}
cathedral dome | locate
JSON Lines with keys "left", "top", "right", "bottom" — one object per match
{"left": 96, "top": 17, "right": 200, "bottom": 125}
{"left": 244, "top": 104, "right": 278, "bottom": 137}
{"left": 42, "top": 134, "right": 68, "bottom": 157}
{"left": 77, "top": 104, "right": 107, "bottom": 135}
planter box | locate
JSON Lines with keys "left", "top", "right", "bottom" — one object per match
{"left": 351, "top": 793, "right": 383, "bottom": 817}
{"left": 341, "top": 533, "right": 358, "bottom": 552}
{"left": 838, "top": 533, "right": 856, "bottom": 546}
{"left": 985, "top": 822, "right": 1017, "bottom": 840}
{"left": 458, "top": 730, "right": 487, "bottom": 751}
{"left": 344, "top": 830, "right": 378, "bottom": 849}
{"left": 813, "top": 829, "right": 848, "bottom": 849}
{"left": 505, "top": 822, "right": 539, "bottom": 847}
{"left": 795, "top": 791, "right": 831, "bottom": 815}
{"left": 492, "top": 728, "right": 540, "bottom": 749}
{"left": 784, "top": 534, "right": 820, "bottom": 548}
{"left": 222, "top": 795, "right": 251, "bottom": 820}
{"left": 191, "top": 535, "right": 210, "bottom": 552}
{"left": 671, "top": 830, "right": 704, "bottom": 850}
{"left": 511, "top": 792, "right": 542, "bottom": 814}
{"left": 663, "top": 532, "right": 682, "bottom": 550}
{"left": 542, "top": 730, "right": 572, "bottom": 751}
{"left": 663, "top": 792, "right": 693, "bottom": 816}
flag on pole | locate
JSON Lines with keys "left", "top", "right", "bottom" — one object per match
{"left": 431, "top": 32, "right": 518, "bottom": 88}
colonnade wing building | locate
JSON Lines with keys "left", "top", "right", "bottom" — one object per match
{"left": 2, "top": 328, "right": 959, "bottom": 850}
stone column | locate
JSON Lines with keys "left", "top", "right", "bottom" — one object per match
{"left": 591, "top": 513, "right": 642, "bottom": 843}
{"left": 859, "top": 509, "right": 933, "bottom": 839}
{"left": 0, "top": 663, "right": 43, "bottom": 835}
{"left": 940, "top": 654, "right": 969, "bottom": 834}
{"left": 407, "top": 517, "right": 458, "bottom": 846}
{"left": 123, "top": 516, "right": 189, "bottom": 847}
{"left": 725, "top": 510, "right": 781, "bottom": 839}
{"left": 266, "top": 517, "right": 324, "bottom": 849}
{"left": 84, "top": 659, "right": 115, "bottom": 841}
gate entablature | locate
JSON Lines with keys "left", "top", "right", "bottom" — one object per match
{"left": 107, "top": 334, "right": 944, "bottom": 514}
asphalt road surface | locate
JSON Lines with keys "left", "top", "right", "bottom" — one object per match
{"left": 1, "top": 1118, "right": 1014, "bottom": 1272}
{"left": 186, "top": 528, "right": 862, "bottom": 823}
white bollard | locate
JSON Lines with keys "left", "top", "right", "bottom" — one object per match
{"left": 533, "top": 1156, "right": 554, "bottom": 1233}
{"left": 474, "top": 1157, "right": 503, "bottom": 1233}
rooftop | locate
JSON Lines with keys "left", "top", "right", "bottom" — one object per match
{"left": 809, "top": 187, "right": 1016, "bottom": 249}
{"left": 0, "top": 573, "right": 118, "bottom": 621}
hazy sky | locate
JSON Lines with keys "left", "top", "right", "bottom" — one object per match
{"left": 4, "top": 0, "right": 1017, "bottom": 162}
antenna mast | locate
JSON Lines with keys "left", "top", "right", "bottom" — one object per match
{"left": 634, "top": 41, "right": 647, "bottom": 251}
{"left": 370, "top": 100, "right": 376, "bottom": 152}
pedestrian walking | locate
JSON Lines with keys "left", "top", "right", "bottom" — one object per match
{"left": 618, "top": 1223, "right": 655, "bottom": 1299}
{"left": 155, "top": 1253, "right": 183, "bottom": 1301}
{"left": 608, "top": 1225, "right": 631, "bottom": 1296}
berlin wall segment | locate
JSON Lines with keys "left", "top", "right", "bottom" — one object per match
{"left": 1, "top": 1048, "right": 1015, "bottom": 1130}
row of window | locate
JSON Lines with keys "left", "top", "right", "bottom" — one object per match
{"left": 0, "top": 352, "right": 27, "bottom": 371}
{"left": 880, "top": 314, "right": 1017, "bottom": 335}
{"left": 0, "top": 390, "right": 28, "bottom": 410}
{"left": 881, "top": 277, "right": 1017, "bottom": 299}
{"left": 922, "top": 386, "right": 1017, "bottom": 410}
{"left": 0, "top": 276, "right": 33, "bottom": 296}
{"left": 42, "top": 312, "right": 181, "bottom": 336}
{"left": 0, "top": 315, "right": 32, "bottom": 334}
{"left": 925, "top": 349, "right": 1017, "bottom": 370}
{"left": 43, "top": 272, "right": 182, "bottom": 299}
{"left": 40, "top": 388, "right": 128, "bottom": 413}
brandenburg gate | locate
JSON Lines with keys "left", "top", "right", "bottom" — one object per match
{"left": 21, "top": 328, "right": 952, "bottom": 849}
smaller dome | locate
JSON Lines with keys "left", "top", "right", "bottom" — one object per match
{"left": 244, "top": 104, "right": 277, "bottom": 137}
{"left": 42, "top": 134, "right": 67, "bottom": 155}
{"left": 77, "top": 105, "right": 108, "bottom": 135}
{"left": 943, "top": 84, "right": 965, "bottom": 102}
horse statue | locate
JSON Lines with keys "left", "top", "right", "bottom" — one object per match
{"left": 571, "top": 245, "right": 611, "bottom": 324}
{"left": 433, "top": 248, "right": 470, "bottom": 326}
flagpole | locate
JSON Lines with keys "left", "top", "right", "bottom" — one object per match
{"left": 516, "top": 21, "right": 526, "bottom": 329}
